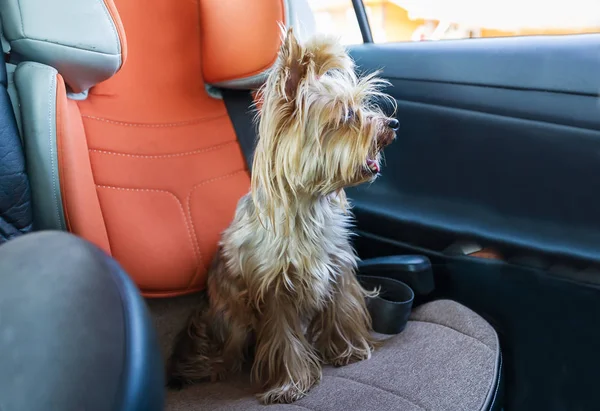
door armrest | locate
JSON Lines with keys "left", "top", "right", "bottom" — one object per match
{"left": 358, "top": 255, "right": 435, "bottom": 296}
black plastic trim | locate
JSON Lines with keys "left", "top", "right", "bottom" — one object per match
{"left": 358, "top": 255, "right": 434, "bottom": 295}
{"left": 351, "top": 0, "right": 373, "bottom": 43}
{"left": 349, "top": 34, "right": 600, "bottom": 95}
{"left": 485, "top": 350, "right": 504, "bottom": 411}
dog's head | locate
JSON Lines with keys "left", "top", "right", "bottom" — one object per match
{"left": 252, "top": 28, "right": 397, "bottom": 206}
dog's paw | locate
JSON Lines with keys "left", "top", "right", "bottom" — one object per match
{"left": 257, "top": 383, "right": 309, "bottom": 404}
{"left": 329, "top": 345, "right": 373, "bottom": 367}
{"left": 166, "top": 375, "right": 187, "bottom": 391}
{"left": 257, "top": 370, "right": 321, "bottom": 404}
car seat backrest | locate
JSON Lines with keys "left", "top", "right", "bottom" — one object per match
{"left": 0, "top": 0, "right": 313, "bottom": 297}
{"left": 0, "top": 24, "right": 32, "bottom": 243}
{"left": 1, "top": 0, "right": 126, "bottom": 245}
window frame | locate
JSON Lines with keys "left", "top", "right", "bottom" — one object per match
{"left": 346, "top": 0, "right": 600, "bottom": 44}
{"left": 351, "top": 0, "right": 373, "bottom": 43}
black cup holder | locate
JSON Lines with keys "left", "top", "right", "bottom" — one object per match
{"left": 356, "top": 255, "right": 434, "bottom": 335}
{"left": 358, "top": 275, "right": 414, "bottom": 335}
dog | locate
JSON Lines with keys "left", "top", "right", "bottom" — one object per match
{"left": 166, "top": 27, "right": 398, "bottom": 404}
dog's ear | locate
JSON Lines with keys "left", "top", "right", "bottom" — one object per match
{"left": 278, "top": 27, "right": 311, "bottom": 100}
{"left": 305, "top": 35, "right": 354, "bottom": 77}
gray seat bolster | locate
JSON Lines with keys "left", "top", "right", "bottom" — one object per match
{"left": 13, "top": 62, "right": 66, "bottom": 231}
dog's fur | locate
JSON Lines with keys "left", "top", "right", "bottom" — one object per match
{"left": 167, "top": 28, "right": 397, "bottom": 404}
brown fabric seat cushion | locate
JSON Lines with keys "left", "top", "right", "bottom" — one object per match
{"left": 152, "top": 299, "right": 500, "bottom": 411}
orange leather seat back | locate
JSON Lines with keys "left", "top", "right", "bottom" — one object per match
{"left": 70, "top": 0, "right": 288, "bottom": 297}
{"left": 2, "top": 0, "right": 314, "bottom": 297}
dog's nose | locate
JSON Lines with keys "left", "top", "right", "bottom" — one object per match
{"left": 388, "top": 118, "right": 399, "bottom": 131}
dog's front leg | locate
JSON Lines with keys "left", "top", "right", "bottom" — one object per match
{"left": 310, "top": 271, "right": 378, "bottom": 367}
{"left": 252, "top": 295, "right": 322, "bottom": 404}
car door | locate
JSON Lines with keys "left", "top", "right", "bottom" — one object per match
{"left": 306, "top": 1, "right": 600, "bottom": 410}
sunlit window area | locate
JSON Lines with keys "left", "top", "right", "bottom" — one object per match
{"left": 307, "top": 0, "right": 600, "bottom": 43}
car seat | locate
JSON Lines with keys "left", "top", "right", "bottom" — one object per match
{"left": 0, "top": 0, "right": 503, "bottom": 409}
{"left": 0, "top": 230, "right": 165, "bottom": 411}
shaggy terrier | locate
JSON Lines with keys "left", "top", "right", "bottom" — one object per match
{"left": 167, "top": 27, "right": 398, "bottom": 404}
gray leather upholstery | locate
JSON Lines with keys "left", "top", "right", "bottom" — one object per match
{"left": 0, "top": 231, "right": 124, "bottom": 410}
{"left": 0, "top": 231, "right": 165, "bottom": 411}
{"left": 0, "top": 0, "right": 124, "bottom": 93}
{"left": 6, "top": 63, "right": 22, "bottom": 136}
{"left": 0, "top": 0, "right": 124, "bottom": 230}
{"left": 13, "top": 62, "right": 65, "bottom": 230}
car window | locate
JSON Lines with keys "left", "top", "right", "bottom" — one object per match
{"left": 307, "top": 0, "right": 600, "bottom": 43}
{"left": 306, "top": 0, "right": 364, "bottom": 44}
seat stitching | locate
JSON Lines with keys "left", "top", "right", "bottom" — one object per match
{"left": 325, "top": 375, "right": 426, "bottom": 410}
{"left": 11, "top": 38, "right": 120, "bottom": 57}
{"left": 81, "top": 114, "right": 228, "bottom": 127}
{"left": 95, "top": 185, "right": 201, "bottom": 261}
{"left": 409, "top": 319, "right": 495, "bottom": 351}
{"left": 55, "top": 76, "right": 71, "bottom": 232}
{"left": 45, "top": 68, "right": 63, "bottom": 228}
{"left": 185, "top": 170, "right": 247, "bottom": 289}
{"left": 88, "top": 140, "right": 234, "bottom": 158}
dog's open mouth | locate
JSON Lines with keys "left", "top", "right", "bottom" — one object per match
{"left": 366, "top": 157, "right": 380, "bottom": 174}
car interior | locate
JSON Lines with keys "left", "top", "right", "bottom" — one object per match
{"left": 0, "top": 0, "right": 598, "bottom": 410}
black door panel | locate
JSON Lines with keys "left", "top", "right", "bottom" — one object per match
{"left": 351, "top": 99, "right": 600, "bottom": 262}
{"left": 347, "top": 34, "right": 600, "bottom": 411}
{"left": 348, "top": 33, "right": 600, "bottom": 264}
{"left": 351, "top": 34, "right": 600, "bottom": 94}
{"left": 387, "top": 80, "right": 600, "bottom": 131}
